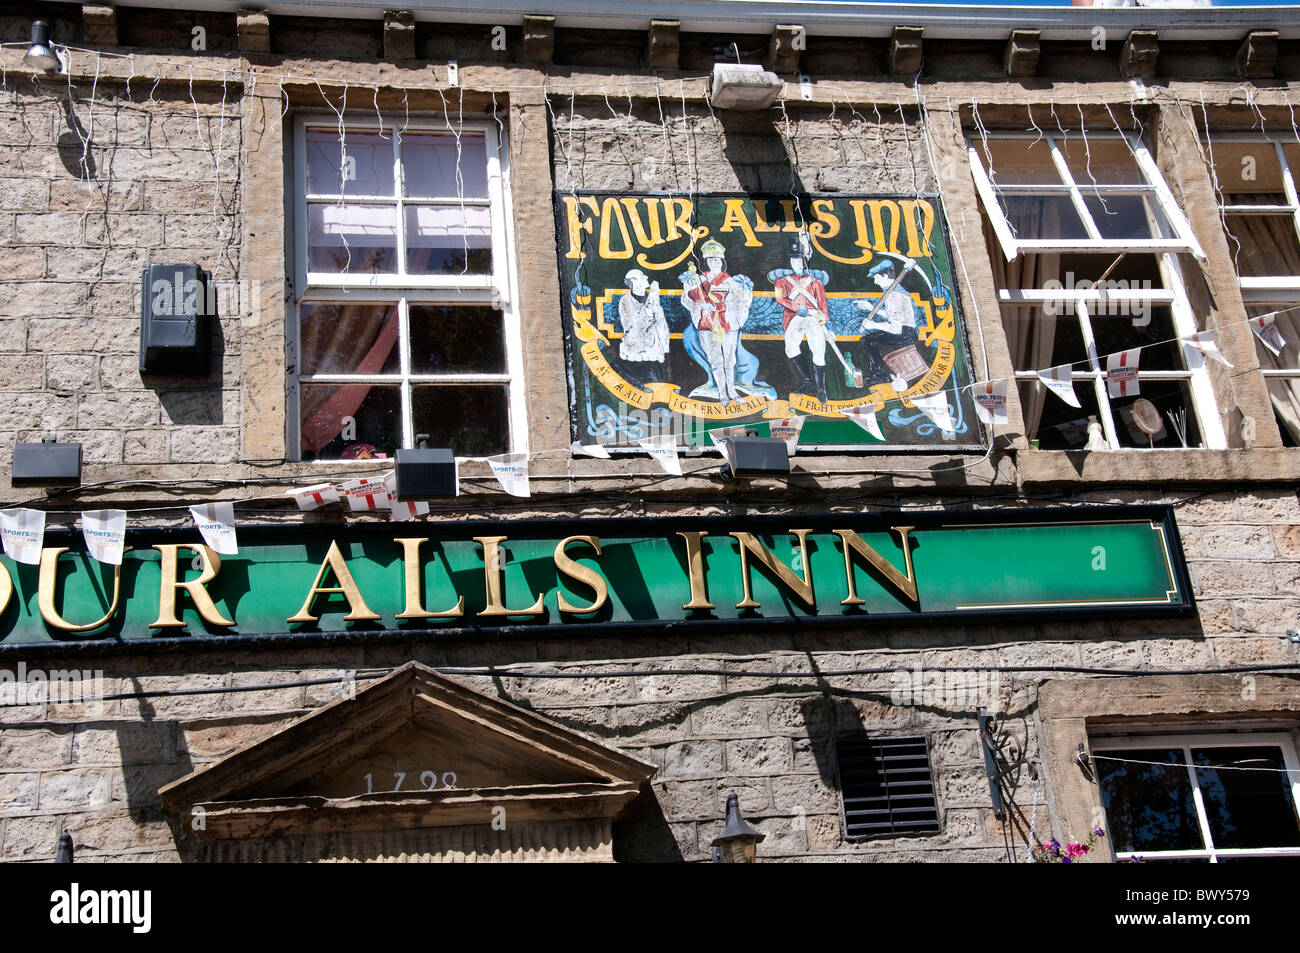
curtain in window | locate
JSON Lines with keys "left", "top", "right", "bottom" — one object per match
{"left": 1229, "top": 211, "right": 1300, "bottom": 443}
{"left": 300, "top": 306, "right": 401, "bottom": 454}
{"left": 986, "top": 202, "right": 1062, "bottom": 440}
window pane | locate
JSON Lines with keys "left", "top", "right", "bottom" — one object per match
{"left": 1249, "top": 304, "right": 1300, "bottom": 371}
{"left": 1224, "top": 213, "right": 1300, "bottom": 279}
{"left": 1112, "top": 380, "right": 1202, "bottom": 449}
{"left": 1096, "top": 747, "right": 1204, "bottom": 854}
{"left": 402, "top": 132, "right": 489, "bottom": 199}
{"left": 1003, "top": 305, "right": 1085, "bottom": 372}
{"left": 1209, "top": 141, "right": 1287, "bottom": 198}
{"left": 411, "top": 386, "right": 509, "bottom": 457}
{"left": 405, "top": 206, "right": 492, "bottom": 275}
{"left": 1082, "top": 192, "right": 1175, "bottom": 240}
{"left": 307, "top": 203, "right": 398, "bottom": 274}
{"left": 1001, "top": 194, "right": 1090, "bottom": 241}
{"left": 300, "top": 303, "right": 400, "bottom": 375}
{"left": 306, "top": 129, "right": 395, "bottom": 197}
{"left": 1018, "top": 376, "right": 1103, "bottom": 450}
{"left": 1059, "top": 138, "right": 1145, "bottom": 185}
{"left": 976, "top": 137, "right": 1061, "bottom": 185}
{"left": 1193, "top": 746, "right": 1300, "bottom": 850}
{"left": 300, "top": 384, "right": 401, "bottom": 460}
{"left": 409, "top": 305, "right": 506, "bottom": 374}
{"left": 1090, "top": 305, "right": 1183, "bottom": 371}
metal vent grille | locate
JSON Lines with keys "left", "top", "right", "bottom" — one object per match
{"left": 836, "top": 735, "right": 940, "bottom": 839}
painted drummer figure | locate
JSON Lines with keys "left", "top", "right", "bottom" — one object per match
{"left": 680, "top": 238, "right": 754, "bottom": 405}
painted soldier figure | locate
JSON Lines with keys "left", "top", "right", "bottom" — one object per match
{"left": 770, "top": 235, "right": 831, "bottom": 402}
{"left": 680, "top": 238, "right": 753, "bottom": 405}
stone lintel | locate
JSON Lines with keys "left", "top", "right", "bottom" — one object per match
{"left": 889, "top": 26, "right": 923, "bottom": 77}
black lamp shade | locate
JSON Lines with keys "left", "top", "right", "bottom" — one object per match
{"left": 722, "top": 436, "right": 790, "bottom": 478}
{"left": 12, "top": 442, "right": 82, "bottom": 487}
{"left": 394, "top": 448, "right": 458, "bottom": 499}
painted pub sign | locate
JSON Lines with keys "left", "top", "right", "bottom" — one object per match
{"left": 557, "top": 192, "right": 982, "bottom": 450}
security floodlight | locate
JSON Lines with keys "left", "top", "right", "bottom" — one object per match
{"left": 23, "top": 20, "right": 61, "bottom": 72}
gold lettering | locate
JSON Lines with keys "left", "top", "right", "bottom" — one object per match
{"left": 730, "top": 530, "right": 815, "bottom": 610}
{"left": 779, "top": 199, "right": 803, "bottom": 231}
{"left": 0, "top": 560, "right": 11, "bottom": 618}
{"left": 554, "top": 535, "right": 608, "bottom": 614}
{"left": 562, "top": 195, "right": 599, "bottom": 260}
{"left": 287, "top": 540, "right": 381, "bottom": 623}
{"left": 750, "top": 199, "right": 783, "bottom": 233}
{"left": 719, "top": 199, "right": 763, "bottom": 247}
{"left": 394, "top": 538, "right": 463, "bottom": 619}
{"left": 38, "top": 547, "right": 131, "bottom": 632}
{"left": 676, "top": 531, "right": 716, "bottom": 610}
{"left": 475, "top": 536, "right": 545, "bottom": 617}
{"left": 620, "top": 198, "right": 665, "bottom": 249}
{"left": 898, "top": 200, "right": 935, "bottom": 258}
{"left": 598, "top": 197, "right": 634, "bottom": 259}
{"left": 150, "top": 544, "right": 234, "bottom": 629}
{"left": 835, "top": 527, "right": 919, "bottom": 605}
{"left": 664, "top": 198, "right": 694, "bottom": 242}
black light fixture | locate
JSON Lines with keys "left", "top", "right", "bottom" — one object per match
{"left": 12, "top": 439, "right": 82, "bottom": 488}
{"left": 23, "top": 20, "right": 61, "bottom": 72}
{"left": 711, "top": 792, "right": 765, "bottom": 863}
{"left": 393, "top": 448, "right": 459, "bottom": 499}
{"left": 56, "top": 831, "right": 74, "bottom": 863}
{"left": 139, "top": 264, "right": 214, "bottom": 374}
{"left": 720, "top": 436, "right": 790, "bottom": 480}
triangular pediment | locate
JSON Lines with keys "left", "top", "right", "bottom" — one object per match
{"left": 160, "top": 662, "right": 655, "bottom": 841}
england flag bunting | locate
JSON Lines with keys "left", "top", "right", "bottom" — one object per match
{"left": 0, "top": 507, "right": 45, "bottom": 565}
{"left": 1249, "top": 312, "right": 1287, "bottom": 357}
{"left": 382, "top": 472, "right": 429, "bottom": 521}
{"left": 973, "top": 379, "right": 1008, "bottom": 426}
{"left": 841, "top": 404, "right": 885, "bottom": 441}
{"left": 340, "top": 477, "right": 391, "bottom": 511}
{"left": 769, "top": 416, "right": 805, "bottom": 456}
{"left": 637, "top": 434, "right": 682, "bottom": 476}
{"left": 1037, "top": 364, "right": 1083, "bottom": 408}
{"left": 571, "top": 441, "right": 612, "bottom": 459}
{"left": 80, "top": 509, "right": 127, "bottom": 565}
{"left": 1106, "top": 348, "right": 1141, "bottom": 398}
{"left": 287, "top": 483, "right": 340, "bottom": 511}
{"left": 189, "top": 502, "right": 238, "bottom": 555}
{"left": 910, "top": 391, "right": 956, "bottom": 435}
{"left": 1181, "top": 331, "right": 1233, "bottom": 367}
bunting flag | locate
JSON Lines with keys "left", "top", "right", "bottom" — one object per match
{"left": 287, "top": 483, "right": 340, "bottom": 511}
{"left": 340, "top": 477, "right": 392, "bottom": 512}
{"left": 708, "top": 425, "right": 751, "bottom": 454}
{"left": 1037, "top": 364, "right": 1083, "bottom": 408}
{"left": 189, "top": 502, "right": 238, "bottom": 555}
{"left": 383, "top": 472, "right": 430, "bottom": 521}
{"left": 769, "top": 415, "right": 805, "bottom": 456}
{"left": 1249, "top": 312, "right": 1287, "bottom": 357}
{"left": 1181, "top": 331, "right": 1233, "bottom": 367}
{"left": 910, "top": 391, "right": 956, "bottom": 434}
{"left": 1105, "top": 348, "right": 1141, "bottom": 398}
{"left": 973, "top": 379, "right": 1008, "bottom": 426}
{"left": 487, "top": 452, "right": 532, "bottom": 497}
{"left": 841, "top": 404, "right": 885, "bottom": 441}
{"left": 80, "top": 509, "right": 127, "bottom": 565}
{"left": 637, "top": 433, "right": 682, "bottom": 476}
{"left": 571, "top": 441, "right": 611, "bottom": 459}
{"left": 0, "top": 507, "right": 45, "bottom": 565}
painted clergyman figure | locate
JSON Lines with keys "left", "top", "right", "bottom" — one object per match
{"left": 680, "top": 238, "right": 754, "bottom": 405}
{"left": 770, "top": 234, "right": 831, "bottom": 403}
{"left": 616, "top": 268, "right": 669, "bottom": 386}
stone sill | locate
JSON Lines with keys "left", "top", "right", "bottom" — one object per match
{"left": 1016, "top": 447, "right": 1300, "bottom": 486}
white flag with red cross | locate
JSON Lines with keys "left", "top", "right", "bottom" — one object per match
{"left": 769, "top": 416, "right": 805, "bottom": 456}
{"left": 340, "top": 477, "right": 391, "bottom": 511}
{"left": 973, "top": 379, "right": 1008, "bottom": 426}
{"left": 189, "top": 502, "right": 238, "bottom": 555}
{"left": 571, "top": 441, "right": 611, "bottom": 459}
{"left": 1249, "top": 312, "right": 1287, "bottom": 357}
{"left": 0, "top": 507, "right": 45, "bottom": 565}
{"left": 382, "top": 472, "right": 430, "bottom": 521}
{"left": 1105, "top": 348, "right": 1141, "bottom": 398}
{"left": 840, "top": 404, "right": 885, "bottom": 441}
{"left": 1181, "top": 331, "right": 1233, "bottom": 368}
{"left": 487, "top": 453, "right": 532, "bottom": 497}
{"left": 1037, "top": 364, "right": 1082, "bottom": 408}
{"left": 637, "top": 434, "right": 682, "bottom": 476}
{"left": 287, "top": 483, "right": 340, "bottom": 511}
{"left": 81, "top": 509, "right": 127, "bottom": 565}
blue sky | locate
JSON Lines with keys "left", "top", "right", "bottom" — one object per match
{"left": 903, "top": 0, "right": 1293, "bottom": 5}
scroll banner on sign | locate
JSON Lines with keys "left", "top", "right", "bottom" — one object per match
{"left": 0, "top": 507, "right": 1194, "bottom": 655}
{"left": 558, "top": 191, "right": 981, "bottom": 451}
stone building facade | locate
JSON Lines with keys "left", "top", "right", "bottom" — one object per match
{"left": 1, "top": 1, "right": 1299, "bottom": 863}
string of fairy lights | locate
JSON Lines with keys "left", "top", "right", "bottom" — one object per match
{"left": 0, "top": 41, "right": 1297, "bottom": 517}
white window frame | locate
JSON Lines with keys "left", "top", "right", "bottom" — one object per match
{"left": 1092, "top": 730, "right": 1300, "bottom": 862}
{"left": 287, "top": 113, "right": 526, "bottom": 460}
{"left": 968, "top": 131, "right": 1206, "bottom": 262}
{"left": 1205, "top": 133, "right": 1300, "bottom": 303}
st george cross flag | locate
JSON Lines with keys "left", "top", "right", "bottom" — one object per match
{"left": 973, "top": 379, "right": 1009, "bottom": 425}
{"left": 1181, "top": 331, "right": 1233, "bottom": 368}
{"left": 1249, "top": 312, "right": 1287, "bottom": 357}
{"left": 0, "top": 507, "right": 45, "bottom": 565}
{"left": 340, "top": 477, "right": 391, "bottom": 511}
{"left": 189, "top": 502, "right": 238, "bottom": 555}
{"left": 637, "top": 433, "right": 682, "bottom": 476}
{"left": 910, "top": 391, "right": 956, "bottom": 435}
{"left": 287, "top": 483, "right": 340, "bottom": 511}
{"left": 1106, "top": 348, "right": 1141, "bottom": 398}
{"left": 487, "top": 452, "right": 532, "bottom": 497}
{"left": 571, "top": 441, "right": 611, "bottom": 459}
{"left": 841, "top": 404, "right": 885, "bottom": 441}
{"left": 708, "top": 425, "right": 751, "bottom": 454}
{"left": 383, "top": 472, "right": 429, "bottom": 521}
{"left": 1037, "top": 364, "right": 1082, "bottom": 408}
{"left": 81, "top": 509, "right": 127, "bottom": 565}
{"left": 769, "top": 416, "right": 805, "bottom": 456}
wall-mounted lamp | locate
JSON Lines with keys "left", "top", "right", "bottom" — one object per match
{"left": 56, "top": 831, "right": 74, "bottom": 863}
{"left": 23, "top": 20, "right": 65, "bottom": 73}
{"left": 393, "top": 448, "right": 459, "bottom": 499}
{"left": 720, "top": 436, "right": 790, "bottom": 480}
{"left": 710, "top": 62, "right": 782, "bottom": 110}
{"left": 711, "top": 792, "right": 765, "bottom": 863}
{"left": 12, "top": 439, "right": 82, "bottom": 488}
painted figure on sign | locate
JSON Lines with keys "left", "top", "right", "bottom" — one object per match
{"left": 856, "top": 257, "right": 922, "bottom": 392}
{"left": 770, "top": 234, "right": 831, "bottom": 403}
{"left": 680, "top": 238, "right": 754, "bottom": 405}
{"left": 616, "top": 268, "right": 669, "bottom": 386}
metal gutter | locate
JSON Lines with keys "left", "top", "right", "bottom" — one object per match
{"left": 41, "top": 0, "right": 1300, "bottom": 41}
